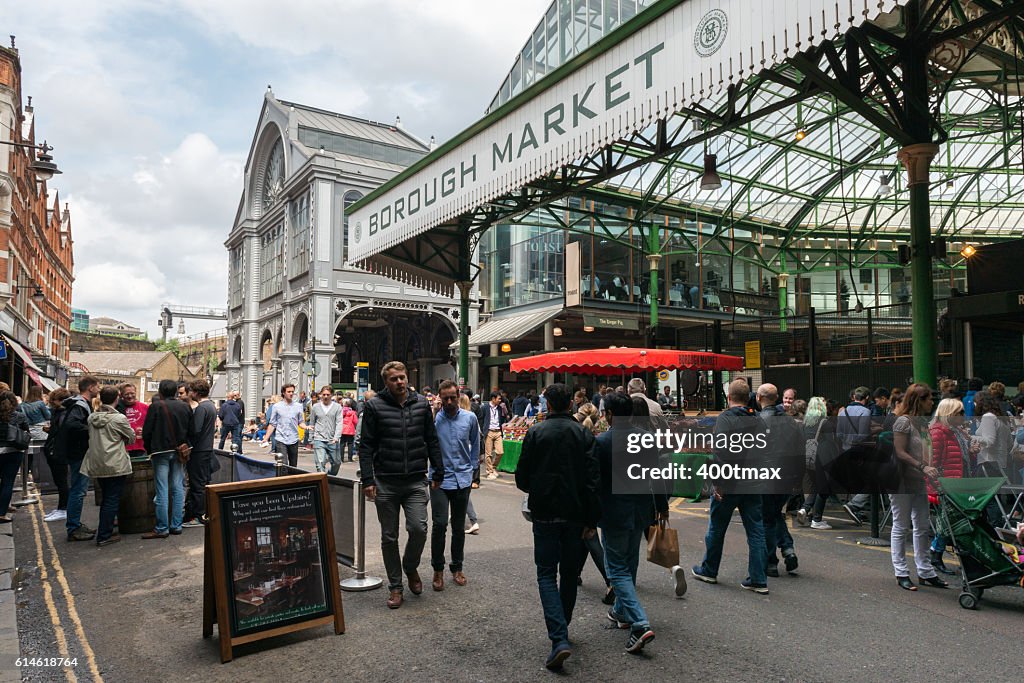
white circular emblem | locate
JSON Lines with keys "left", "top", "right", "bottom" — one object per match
{"left": 354, "top": 220, "right": 362, "bottom": 243}
{"left": 695, "top": 9, "right": 728, "bottom": 58}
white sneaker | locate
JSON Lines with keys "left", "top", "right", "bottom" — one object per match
{"left": 44, "top": 509, "right": 67, "bottom": 522}
{"left": 465, "top": 522, "right": 480, "bottom": 535}
{"left": 671, "top": 565, "right": 687, "bottom": 597}
{"left": 810, "top": 520, "right": 832, "bottom": 530}
{"left": 485, "top": 473, "right": 498, "bottom": 480}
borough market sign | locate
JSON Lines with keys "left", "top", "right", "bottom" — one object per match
{"left": 347, "top": 0, "right": 909, "bottom": 269}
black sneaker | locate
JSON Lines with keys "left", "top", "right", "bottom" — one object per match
{"left": 741, "top": 579, "right": 769, "bottom": 594}
{"left": 766, "top": 563, "right": 780, "bottom": 578}
{"left": 843, "top": 504, "right": 863, "bottom": 526}
{"left": 68, "top": 527, "right": 95, "bottom": 542}
{"left": 606, "top": 608, "right": 630, "bottom": 630}
{"left": 783, "top": 552, "right": 799, "bottom": 574}
{"left": 626, "top": 626, "right": 655, "bottom": 653}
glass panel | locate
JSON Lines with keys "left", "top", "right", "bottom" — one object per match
{"left": 559, "top": 0, "right": 573, "bottom": 64}
{"left": 522, "top": 41, "right": 534, "bottom": 89}
{"left": 533, "top": 23, "right": 546, "bottom": 76}
{"left": 604, "top": 0, "right": 619, "bottom": 32}
{"left": 547, "top": 4, "right": 560, "bottom": 70}
{"left": 574, "top": 0, "right": 589, "bottom": 52}
{"left": 620, "top": 0, "right": 636, "bottom": 22}
{"left": 510, "top": 55, "right": 522, "bottom": 97}
{"left": 589, "top": 0, "right": 603, "bottom": 45}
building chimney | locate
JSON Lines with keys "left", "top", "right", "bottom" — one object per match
{"left": 395, "top": 115, "right": 402, "bottom": 129}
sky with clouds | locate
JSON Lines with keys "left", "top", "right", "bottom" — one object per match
{"left": 8, "top": 0, "right": 550, "bottom": 340}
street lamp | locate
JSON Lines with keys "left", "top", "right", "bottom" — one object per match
{"left": 0, "top": 140, "right": 62, "bottom": 181}
{"left": 15, "top": 278, "right": 44, "bottom": 303}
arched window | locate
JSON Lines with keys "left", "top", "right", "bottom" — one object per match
{"left": 342, "top": 190, "right": 363, "bottom": 262}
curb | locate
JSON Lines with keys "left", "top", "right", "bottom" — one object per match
{"left": 0, "top": 524, "right": 17, "bottom": 683}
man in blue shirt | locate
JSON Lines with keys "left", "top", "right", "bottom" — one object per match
{"left": 430, "top": 380, "right": 480, "bottom": 591}
{"left": 263, "top": 384, "right": 307, "bottom": 468}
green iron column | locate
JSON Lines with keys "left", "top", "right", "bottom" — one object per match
{"left": 777, "top": 271, "right": 789, "bottom": 333}
{"left": 456, "top": 280, "right": 472, "bottom": 389}
{"left": 897, "top": 142, "right": 939, "bottom": 388}
{"left": 646, "top": 227, "right": 661, "bottom": 329}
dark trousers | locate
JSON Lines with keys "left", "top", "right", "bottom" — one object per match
{"left": 274, "top": 441, "right": 299, "bottom": 468}
{"left": 96, "top": 476, "right": 126, "bottom": 542}
{"left": 185, "top": 450, "right": 212, "bottom": 521}
{"left": 578, "top": 531, "right": 609, "bottom": 584}
{"left": 338, "top": 435, "right": 355, "bottom": 462}
{"left": 532, "top": 520, "right": 584, "bottom": 647}
{"left": 0, "top": 453, "right": 22, "bottom": 515}
{"left": 430, "top": 486, "right": 471, "bottom": 572}
{"left": 218, "top": 425, "right": 243, "bottom": 452}
{"left": 762, "top": 493, "right": 795, "bottom": 563}
{"left": 373, "top": 477, "right": 429, "bottom": 592}
{"left": 45, "top": 454, "right": 70, "bottom": 510}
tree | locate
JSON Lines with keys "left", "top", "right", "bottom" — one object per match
{"left": 155, "top": 338, "right": 183, "bottom": 360}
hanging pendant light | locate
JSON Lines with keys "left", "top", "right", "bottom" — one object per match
{"left": 877, "top": 172, "right": 892, "bottom": 197}
{"left": 700, "top": 154, "right": 722, "bottom": 191}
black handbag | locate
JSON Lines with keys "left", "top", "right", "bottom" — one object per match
{"left": 5, "top": 422, "right": 29, "bottom": 451}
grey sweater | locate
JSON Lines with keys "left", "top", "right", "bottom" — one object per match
{"left": 308, "top": 401, "right": 342, "bottom": 442}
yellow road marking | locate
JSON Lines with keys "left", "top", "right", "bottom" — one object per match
{"left": 29, "top": 504, "right": 78, "bottom": 683}
{"left": 32, "top": 503, "right": 103, "bottom": 682}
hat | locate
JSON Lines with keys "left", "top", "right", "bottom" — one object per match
{"left": 473, "top": 394, "right": 481, "bottom": 400}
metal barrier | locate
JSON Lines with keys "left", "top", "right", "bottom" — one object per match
{"left": 208, "top": 446, "right": 381, "bottom": 590}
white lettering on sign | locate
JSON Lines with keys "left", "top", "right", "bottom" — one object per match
{"left": 348, "top": 0, "right": 909, "bottom": 265}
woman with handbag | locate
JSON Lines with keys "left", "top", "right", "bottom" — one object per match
{"left": 796, "top": 397, "right": 838, "bottom": 530}
{"left": 82, "top": 387, "right": 135, "bottom": 546}
{"left": 889, "top": 383, "right": 946, "bottom": 591}
{"left": 0, "top": 391, "right": 30, "bottom": 523}
{"left": 927, "top": 399, "right": 967, "bottom": 575}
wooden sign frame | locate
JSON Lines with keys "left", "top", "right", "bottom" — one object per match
{"left": 203, "top": 473, "right": 344, "bottom": 662}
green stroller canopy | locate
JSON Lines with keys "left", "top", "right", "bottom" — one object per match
{"left": 938, "top": 477, "right": 1007, "bottom": 512}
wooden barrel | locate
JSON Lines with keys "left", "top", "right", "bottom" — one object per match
{"left": 117, "top": 458, "right": 157, "bottom": 534}
{"left": 95, "top": 458, "right": 157, "bottom": 534}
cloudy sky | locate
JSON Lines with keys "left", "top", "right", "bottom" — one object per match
{"left": 9, "top": 0, "right": 550, "bottom": 339}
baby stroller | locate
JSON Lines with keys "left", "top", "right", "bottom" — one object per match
{"left": 935, "top": 477, "right": 1024, "bottom": 610}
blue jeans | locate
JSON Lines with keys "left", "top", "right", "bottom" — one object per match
{"left": 532, "top": 520, "right": 584, "bottom": 647}
{"left": 699, "top": 494, "right": 767, "bottom": 585}
{"left": 762, "top": 493, "right": 794, "bottom": 563}
{"left": 0, "top": 453, "right": 22, "bottom": 516}
{"left": 152, "top": 453, "right": 185, "bottom": 534}
{"left": 218, "top": 425, "right": 243, "bottom": 453}
{"left": 65, "top": 458, "right": 91, "bottom": 536}
{"left": 312, "top": 440, "right": 339, "bottom": 474}
{"left": 602, "top": 525, "right": 649, "bottom": 629}
{"left": 97, "top": 476, "right": 126, "bottom": 542}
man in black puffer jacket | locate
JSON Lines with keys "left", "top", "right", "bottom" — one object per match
{"left": 359, "top": 361, "right": 443, "bottom": 610}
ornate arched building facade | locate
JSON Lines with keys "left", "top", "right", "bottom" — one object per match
{"left": 225, "top": 90, "right": 478, "bottom": 412}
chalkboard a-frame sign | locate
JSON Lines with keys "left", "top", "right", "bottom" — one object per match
{"left": 202, "top": 473, "right": 344, "bottom": 662}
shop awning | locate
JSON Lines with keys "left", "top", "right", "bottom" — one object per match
{"left": 448, "top": 305, "right": 562, "bottom": 350}
{"left": 38, "top": 376, "right": 60, "bottom": 391}
{"left": 2, "top": 335, "right": 44, "bottom": 374}
{"left": 510, "top": 348, "right": 744, "bottom": 375}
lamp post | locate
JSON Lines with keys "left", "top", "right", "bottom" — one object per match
{"left": 0, "top": 140, "right": 62, "bottom": 181}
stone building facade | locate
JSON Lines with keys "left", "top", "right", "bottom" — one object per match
{"left": 225, "top": 90, "right": 478, "bottom": 412}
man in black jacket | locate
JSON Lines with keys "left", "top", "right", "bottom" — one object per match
{"left": 515, "top": 384, "right": 600, "bottom": 672}
{"left": 62, "top": 376, "right": 100, "bottom": 541}
{"left": 142, "top": 380, "right": 192, "bottom": 539}
{"left": 476, "top": 391, "right": 510, "bottom": 480}
{"left": 184, "top": 379, "right": 218, "bottom": 528}
{"left": 359, "top": 361, "right": 443, "bottom": 610}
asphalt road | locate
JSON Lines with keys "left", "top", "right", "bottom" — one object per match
{"left": 11, "top": 453, "right": 1024, "bottom": 682}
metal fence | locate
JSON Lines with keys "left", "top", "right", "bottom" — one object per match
{"left": 675, "top": 300, "right": 954, "bottom": 403}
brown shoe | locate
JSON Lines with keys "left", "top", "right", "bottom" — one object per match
{"left": 141, "top": 531, "right": 169, "bottom": 540}
{"left": 432, "top": 570, "right": 444, "bottom": 591}
{"left": 452, "top": 570, "right": 467, "bottom": 587}
{"left": 407, "top": 570, "right": 423, "bottom": 595}
{"left": 386, "top": 590, "right": 403, "bottom": 609}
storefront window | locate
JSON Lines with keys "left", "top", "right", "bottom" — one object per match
{"left": 486, "top": 224, "right": 565, "bottom": 310}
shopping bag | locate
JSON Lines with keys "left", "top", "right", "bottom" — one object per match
{"left": 646, "top": 519, "right": 679, "bottom": 568}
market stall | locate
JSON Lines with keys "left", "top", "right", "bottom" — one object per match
{"left": 508, "top": 348, "right": 744, "bottom": 498}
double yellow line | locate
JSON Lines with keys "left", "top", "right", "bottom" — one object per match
{"left": 27, "top": 503, "right": 102, "bottom": 682}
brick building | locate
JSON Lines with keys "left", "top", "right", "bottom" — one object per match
{"left": 0, "top": 39, "right": 73, "bottom": 394}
